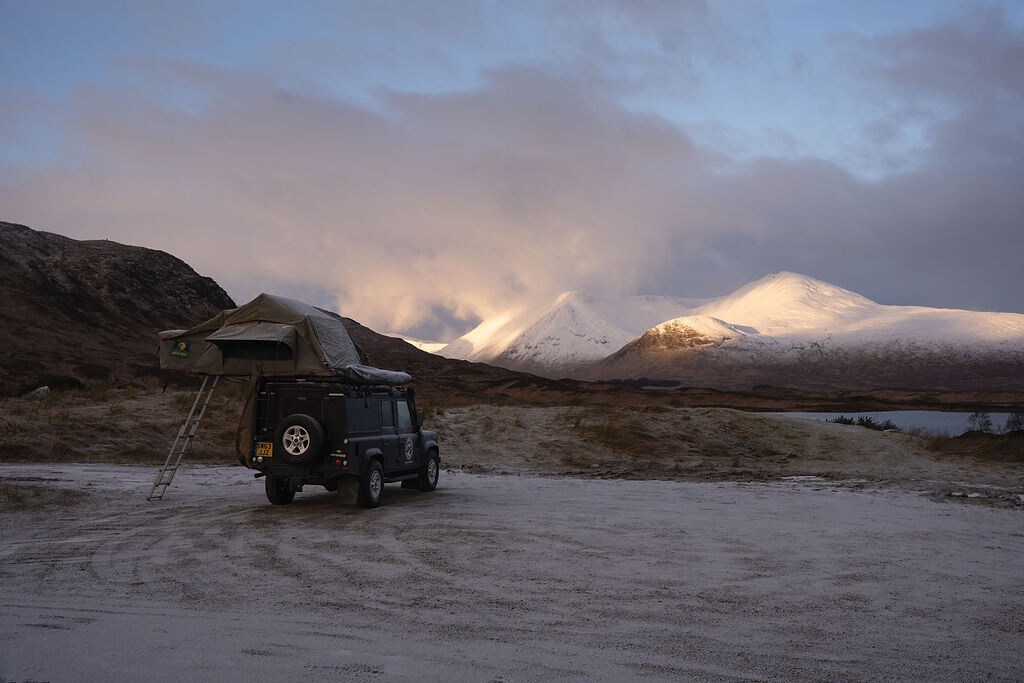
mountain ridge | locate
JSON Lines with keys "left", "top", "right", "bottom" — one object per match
{"left": 438, "top": 290, "right": 704, "bottom": 376}
{"left": 440, "top": 271, "right": 1024, "bottom": 389}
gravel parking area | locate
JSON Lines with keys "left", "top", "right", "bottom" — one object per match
{"left": 0, "top": 464, "right": 1021, "bottom": 681}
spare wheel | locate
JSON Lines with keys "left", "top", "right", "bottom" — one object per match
{"left": 275, "top": 414, "right": 326, "bottom": 465}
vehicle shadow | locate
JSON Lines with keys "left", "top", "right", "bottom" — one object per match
{"left": 251, "top": 481, "right": 450, "bottom": 514}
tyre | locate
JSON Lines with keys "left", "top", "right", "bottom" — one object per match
{"left": 274, "top": 414, "right": 326, "bottom": 465}
{"left": 417, "top": 450, "right": 439, "bottom": 492}
{"left": 357, "top": 459, "right": 384, "bottom": 508}
{"left": 265, "top": 475, "right": 295, "bottom": 505}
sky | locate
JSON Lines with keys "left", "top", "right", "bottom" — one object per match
{"left": 2, "top": 0, "right": 1023, "bottom": 341}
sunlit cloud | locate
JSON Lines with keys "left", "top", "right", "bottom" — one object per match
{"left": 1, "top": 1, "right": 1022, "bottom": 339}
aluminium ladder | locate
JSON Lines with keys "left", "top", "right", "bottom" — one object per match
{"left": 147, "top": 375, "right": 219, "bottom": 500}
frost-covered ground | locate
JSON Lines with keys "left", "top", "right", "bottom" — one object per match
{"left": 1, "top": 464, "right": 1022, "bottom": 681}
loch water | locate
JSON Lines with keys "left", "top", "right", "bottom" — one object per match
{"left": 771, "top": 410, "right": 1017, "bottom": 436}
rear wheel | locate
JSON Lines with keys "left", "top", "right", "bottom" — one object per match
{"left": 265, "top": 475, "right": 295, "bottom": 505}
{"left": 418, "top": 450, "right": 439, "bottom": 492}
{"left": 358, "top": 460, "right": 384, "bottom": 508}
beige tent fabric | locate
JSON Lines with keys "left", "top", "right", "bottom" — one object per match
{"left": 158, "top": 293, "right": 363, "bottom": 377}
{"left": 235, "top": 377, "right": 259, "bottom": 465}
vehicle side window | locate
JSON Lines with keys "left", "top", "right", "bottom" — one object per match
{"left": 346, "top": 398, "right": 378, "bottom": 433}
{"left": 380, "top": 400, "right": 395, "bottom": 428}
{"left": 396, "top": 401, "right": 413, "bottom": 430}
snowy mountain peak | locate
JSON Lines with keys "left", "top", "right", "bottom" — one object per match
{"left": 697, "top": 271, "right": 877, "bottom": 335}
{"left": 720, "top": 271, "right": 876, "bottom": 309}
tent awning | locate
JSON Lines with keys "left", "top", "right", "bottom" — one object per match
{"left": 206, "top": 322, "right": 296, "bottom": 361}
{"left": 206, "top": 322, "right": 295, "bottom": 346}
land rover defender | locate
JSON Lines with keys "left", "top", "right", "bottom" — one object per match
{"left": 248, "top": 377, "right": 439, "bottom": 508}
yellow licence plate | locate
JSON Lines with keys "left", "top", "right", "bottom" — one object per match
{"left": 255, "top": 442, "right": 273, "bottom": 457}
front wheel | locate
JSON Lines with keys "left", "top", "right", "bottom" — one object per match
{"left": 358, "top": 460, "right": 384, "bottom": 508}
{"left": 265, "top": 475, "right": 295, "bottom": 505}
{"left": 418, "top": 451, "right": 439, "bottom": 492}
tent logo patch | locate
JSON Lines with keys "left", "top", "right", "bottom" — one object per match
{"left": 171, "top": 340, "right": 191, "bottom": 358}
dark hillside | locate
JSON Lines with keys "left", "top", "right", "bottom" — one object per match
{"left": 0, "top": 220, "right": 611, "bottom": 404}
{"left": 0, "top": 221, "right": 235, "bottom": 395}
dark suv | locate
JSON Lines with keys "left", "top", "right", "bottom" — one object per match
{"left": 249, "top": 377, "right": 439, "bottom": 508}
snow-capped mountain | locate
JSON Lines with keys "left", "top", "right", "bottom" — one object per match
{"left": 692, "top": 271, "right": 877, "bottom": 337}
{"left": 684, "top": 272, "right": 1024, "bottom": 346}
{"left": 440, "top": 272, "right": 1024, "bottom": 390}
{"left": 438, "top": 291, "right": 705, "bottom": 377}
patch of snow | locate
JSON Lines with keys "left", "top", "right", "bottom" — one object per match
{"left": 398, "top": 337, "right": 448, "bottom": 353}
{"left": 438, "top": 309, "right": 523, "bottom": 359}
{"left": 650, "top": 315, "right": 745, "bottom": 339}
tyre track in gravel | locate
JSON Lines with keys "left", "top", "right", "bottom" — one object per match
{"left": 0, "top": 464, "right": 541, "bottom": 628}
{"left": 2, "top": 463, "right": 1023, "bottom": 682}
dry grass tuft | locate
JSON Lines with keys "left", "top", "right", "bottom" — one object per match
{"left": 0, "top": 480, "right": 85, "bottom": 510}
{"left": 926, "top": 431, "right": 1024, "bottom": 463}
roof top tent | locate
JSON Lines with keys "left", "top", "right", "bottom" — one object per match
{"left": 158, "top": 292, "right": 411, "bottom": 385}
{"left": 151, "top": 293, "right": 412, "bottom": 498}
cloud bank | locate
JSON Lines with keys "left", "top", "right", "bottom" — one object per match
{"left": 1, "top": 2, "right": 1022, "bottom": 339}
